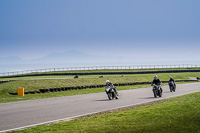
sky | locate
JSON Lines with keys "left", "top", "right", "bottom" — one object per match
{"left": 0, "top": 0, "right": 200, "bottom": 63}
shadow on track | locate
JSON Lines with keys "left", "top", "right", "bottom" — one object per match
{"left": 163, "top": 91, "right": 173, "bottom": 93}
{"left": 139, "top": 97, "right": 156, "bottom": 99}
{"left": 94, "top": 99, "right": 110, "bottom": 102}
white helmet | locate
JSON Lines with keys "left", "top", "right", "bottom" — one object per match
{"left": 154, "top": 75, "right": 158, "bottom": 79}
{"left": 106, "top": 80, "right": 110, "bottom": 84}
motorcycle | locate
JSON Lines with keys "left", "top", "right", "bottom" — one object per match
{"left": 168, "top": 81, "right": 176, "bottom": 92}
{"left": 105, "top": 86, "right": 119, "bottom": 100}
{"left": 152, "top": 84, "right": 162, "bottom": 98}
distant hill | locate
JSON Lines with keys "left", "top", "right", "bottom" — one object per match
{"left": 0, "top": 50, "right": 128, "bottom": 64}
{"left": 29, "top": 50, "right": 127, "bottom": 63}
{"left": 0, "top": 56, "right": 23, "bottom": 64}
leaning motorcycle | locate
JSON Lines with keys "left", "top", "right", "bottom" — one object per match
{"left": 105, "top": 86, "right": 119, "bottom": 100}
{"left": 152, "top": 85, "right": 162, "bottom": 98}
{"left": 168, "top": 81, "right": 176, "bottom": 92}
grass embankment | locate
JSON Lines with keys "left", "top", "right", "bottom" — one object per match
{"left": 0, "top": 71, "right": 199, "bottom": 103}
{"left": 11, "top": 91, "right": 200, "bottom": 133}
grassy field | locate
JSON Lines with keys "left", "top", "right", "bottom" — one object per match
{"left": 11, "top": 91, "right": 200, "bottom": 133}
{"left": 0, "top": 68, "right": 200, "bottom": 103}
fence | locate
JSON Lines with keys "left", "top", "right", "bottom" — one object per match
{"left": 0, "top": 64, "right": 200, "bottom": 77}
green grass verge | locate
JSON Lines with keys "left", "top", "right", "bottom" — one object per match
{"left": 0, "top": 84, "right": 150, "bottom": 103}
{"left": 0, "top": 72, "right": 200, "bottom": 103}
{"left": 11, "top": 91, "right": 200, "bottom": 133}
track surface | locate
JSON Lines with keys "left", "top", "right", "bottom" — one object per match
{"left": 0, "top": 82, "right": 200, "bottom": 132}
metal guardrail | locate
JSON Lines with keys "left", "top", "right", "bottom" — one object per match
{"left": 0, "top": 64, "right": 200, "bottom": 77}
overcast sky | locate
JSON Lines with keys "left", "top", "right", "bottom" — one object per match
{"left": 0, "top": 0, "right": 200, "bottom": 62}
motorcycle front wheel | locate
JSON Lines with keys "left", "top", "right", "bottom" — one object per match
{"left": 158, "top": 90, "right": 162, "bottom": 97}
{"left": 107, "top": 93, "right": 113, "bottom": 100}
{"left": 153, "top": 90, "right": 157, "bottom": 98}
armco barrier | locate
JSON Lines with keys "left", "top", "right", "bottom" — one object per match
{"left": 2, "top": 70, "right": 200, "bottom": 79}
{"left": 8, "top": 80, "right": 198, "bottom": 95}
{"left": 1, "top": 64, "right": 199, "bottom": 77}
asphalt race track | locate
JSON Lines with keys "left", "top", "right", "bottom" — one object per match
{"left": 0, "top": 82, "right": 200, "bottom": 132}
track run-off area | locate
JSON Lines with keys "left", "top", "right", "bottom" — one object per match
{"left": 0, "top": 82, "right": 200, "bottom": 132}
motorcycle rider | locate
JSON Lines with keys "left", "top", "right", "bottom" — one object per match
{"left": 151, "top": 75, "right": 163, "bottom": 93}
{"left": 106, "top": 80, "right": 117, "bottom": 94}
{"left": 169, "top": 77, "right": 176, "bottom": 87}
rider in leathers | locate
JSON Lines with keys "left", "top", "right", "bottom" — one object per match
{"left": 169, "top": 77, "right": 176, "bottom": 87}
{"left": 151, "top": 75, "right": 163, "bottom": 93}
{"left": 106, "top": 80, "right": 117, "bottom": 94}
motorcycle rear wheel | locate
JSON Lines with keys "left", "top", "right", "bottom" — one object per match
{"left": 170, "top": 86, "right": 173, "bottom": 92}
{"left": 115, "top": 92, "right": 119, "bottom": 99}
{"left": 173, "top": 86, "right": 176, "bottom": 92}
